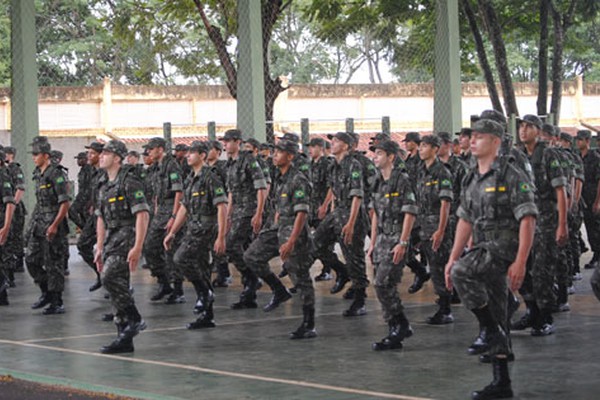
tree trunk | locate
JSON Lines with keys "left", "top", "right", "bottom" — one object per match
{"left": 461, "top": 0, "right": 503, "bottom": 113}
{"left": 537, "top": 0, "right": 549, "bottom": 116}
{"left": 550, "top": 9, "right": 564, "bottom": 124}
{"left": 477, "top": 0, "right": 519, "bottom": 116}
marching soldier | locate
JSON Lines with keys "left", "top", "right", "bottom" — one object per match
{"left": 0, "top": 148, "right": 16, "bottom": 305}
{"left": 4, "top": 146, "right": 26, "bottom": 286}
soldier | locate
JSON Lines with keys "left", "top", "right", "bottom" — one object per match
{"left": 576, "top": 130, "right": 600, "bottom": 271}
{"left": 126, "top": 150, "right": 140, "bottom": 166}
{"left": 164, "top": 141, "right": 227, "bottom": 329}
{"left": 221, "top": 129, "right": 267, "bottom": 309}
{"left": 142, "top": 137, "right": 185, "bottom": 303}
{"left": 69, "top": 152, "right": 93, "bottom": 230}
{"left": 367, "top": 140, "right": 417, "bottom": 350}
{"left": 512, "top": 114, "right": 568, "bottom": 336}
{"left": 445, "top": 119, "right": 537, "bottom": 400}
{"left": 206, "top": 140, "right": 232, "bottom": 288}
{"left": 75, "top": 141, "right": 106, "bottom": 292}
{"left": 94, "top": 140, "right": 149, "bottom": 354}
{"left": 245, "top": 138, "right": 273, "bottom": 227}
{"left": 0, "top": 148, "right": 16, "bottom": 306}
{"left": 50, "top": 149, "right": 71, "bottom": 276}
{"left": 4, "top": 146, "right": 26, "bottom": 286}
{"left": 26, "top": 136, "right": 71, "bottom": 315}
{"left": 312, "top": 131, "right": 369, "bottom": 317}
{"left": 173, "top": 143, "right": 192, "bottom": 182}
{"left": 244, "top": 139, "right": 316, "bottom": 338}
{"left": 141, "top": 148, "right": 157, "bottom": 216}
{"left": 401, "top": 132, "right": 431, "bottom": 294}
{"left": 457, "top": 127, "right": 474, "bottom": 165}
{"left": 417, "top": 135, "right": 454, "bottom": 324}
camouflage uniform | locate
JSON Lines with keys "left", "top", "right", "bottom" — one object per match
{"left": 441, "top": 154, "right": 468, "bottom": 242}
{"left": 581, "top": 147, "right": 600, "bottom": 259}
{"left": 416, "top": 157, "right": 454, "bottom": 319}
{"left": 209, "top": 158, "right": 231, "bottom": 285}
{"left": 26, "top": 155, "right": 71, "bottom": 312}
{"left": 69, "top": 162, "right": 94, "bottom": 230}
{"left": 0, "top": 165, "right": 15, "bottom": 304}
{"left": 143, "top": 153, "right": 184, "bottom": 296}
{"left": 563, "top": 146, "right": 585, "bottom": 279}
{"left": 5, "top": 160, "right": 26, "bottom": 277}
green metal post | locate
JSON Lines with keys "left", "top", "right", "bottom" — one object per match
{"left": 163, "top": 122, "right": 172, "bottom": 147}
{"left": 345, "top": 118, "right": 354, "bottom": 134}
{"left": 301, "top": 118, "right": 309, "bottom": 153}
{"left": 207, "top": 121, "right": 216, "bottom": 141}
{"left": 382, "top": 116, "right": 390, "bottom": 137}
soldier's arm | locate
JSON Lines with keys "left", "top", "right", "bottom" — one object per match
{"left": 444, "top": 218, "right": 473, "bottom": 291}
{"left": 94, "top": 216, "right": 106, "bottom": 272}
{"left": 508, "top": 215, "right": 536, "bottom": 291}
{"left": 555, "top": 186, "right": 568, "bottom": 245}
{"left": 129, "top": 210, "right": 149, "bottom": 272}
{"left": 214, "top": 202, "right": 227, "bottom": 255}
{"left": 318, "top": 188, "right": 333, "bottom": 218}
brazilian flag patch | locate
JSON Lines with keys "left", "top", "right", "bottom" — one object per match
{"left": 170, "top": 172, "right": 179, "bottom": 180}
{"left": 550, "top": 160, "right": 560, "bottom": 168}
{"left": 252, "top": 162, "right": 258, "bottom": 168}
{"left": 368, "top": 164, "right": 376, "bottom": 170}
{"left": 215, "top": 187, "right": 225, "bottom": 195}
{"left": 441, "top": 179, "right": 451, "bottom": 187}
{"left": 294, "top": 189, "right": 305, "bottom": 199}
{"left": 3, "top": 182, "right": 11, "bottom": 188}
{"left": 351, "top": 171, "right": 360, "bottom": 179}
{"left": 407, "top": 192, "right": 416, "bottom": 202}
{"left": 56, "top": 176, "right": 65, "bottom": 184}
{"left": 300, "top": 164, "right": 309, "bottom": 171}
{"left": 520, "top": 182, "right": 531, "bottom": 193}
{"left": 17, "top": 174, "right": 23, "bottom": 179}
{"left": 134, "top": 190, "right": 144, "bottom": 199}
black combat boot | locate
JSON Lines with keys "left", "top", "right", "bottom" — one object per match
{"left": 343, "top": 286, "right": 356, "bottom": 300}
{"left": 584, "top": 252, "right": 599, "bottom": 269}
{"left": 165, "top": 280, "right": 186, "bottom": 304}
{"left": 212, "top": 261, "right": 231, "bottom": 288}
{"left": 407, "top": 259, "right": 430, "bottom": 294}
{"left": 343, "top": 287, "right": 367, "bottom": 317}
{"left": 471, "top": 357, "right": 513, "bottom": 400}
{"left": 329, "top": 261, "right": 350, "bottom": 294}
{"left": 120, "top": 304, "right": 146, "bottom": 339}
{"left": 372, "top": 313, "right": 413, "bottom": 351}
{"left": 262, "top": 273, "right": 292, "bottom": 312}
{"left": 31, "top": 282, "right": 50, "bottom": 309}
{"left": 314, "top": 269, "right": 332, "bottom": 282}
{"left": 101, "top": 320, "right": 134, "bottom": 354}
{"left": 187, "top": 302, "right": 216, "bottom": 330}
{"left": 531, "top": 308, "right": 555, "bottom": 336}
{"left": 7, "top": 269, "right": 15, "bottom": 288}
{"left": 290, "top": 305, "right": 317, "bottom": 339}
{"left": 426, "top": 295, "right": 453, "bottom": 325}
{"left": 553, "top": 284, "right": 570, "bottom": 312}
{"left": 191, "top": 280, "right": 213, "bottom": 314}
{"left": 468, "top": 326, "right": 489, "bottom": 355}
{"left": 150, "top": 275, "right": 173, "bottom": 301}
{"left": 231, "top": 271, "right": 259, "bottom": 309}
{"left": 0, "top": 278, "right": 9, "bottom": 306}
{"left": 278, "top": 266, "right": 289, "bottom": 278}
{"left": 42, "top": 292, "right": 65, "bottom": 315}
{"left": 89, "top": 271, "right": 102, "bottom": 292}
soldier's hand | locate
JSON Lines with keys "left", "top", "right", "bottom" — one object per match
{"left": 46, "top": 224, "right": 58, "bottom": 242}
{"left": 317, "top": 205, "right": 327, "bottom": 220}
{"left": 251, "top": 212, "right": 262, "bottom": 234}
{"left": 431, "top": 229, "right": 444, "bottom": 252}
{"left": 0, "top": 227, "right": 8, "bottom": 245}
{"left": 94, "top": 248, "right": 103, "bottom": 273}
{"left": 127, "top": 246, "right": 142, "bottom": 272}
{"left": 165, "top": 217, "right": 175, "bottom": 232}
{"left": 366, "top": 245, "right": 374, "bottom": 263}
{"left": 279, "top": 240, "right": 295, "bottom": 261}
{"left": 214, "top": 238, "right": 226, "bottom": 256}
{"left": 507, "top": 260, "right": 526, "bottom": 292}
{"left": 556, "top": 224, "right": 569, "bottom": 247}
{"left": 391, "top": 244, "right": 407, "bottom": 265}
{"left": 341, "top": 222, "right": 354, "bottom": 245}
{"left": 163, "top": 232, "right": 173, "bottom": 251}
{"left": 594, "top": 200, "right": 600, "bottom": 215}
{"left": 444, "top": 261, "right": 454, "bottom": 291}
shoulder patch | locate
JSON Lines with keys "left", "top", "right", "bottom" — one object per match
{"left": 300, "top": 164, "right": 309, "bottom": 171}
{"left": 294, "top": 189, "right": 305, "bottom": 199}
{"left": 215, "top": 187, "right": 225, "bottom": 195}
{"left": 368, "top": 164, "right": 376, "bottom": 170}
{"left": 56, "top": 176, "right": 65, "bottom": 184}
{"left": 519, "top": 182, "right": 531, "bottom": 193}
{"left": 170, "top": 172, "right": 179, "bottom": 180}
{"left": 17, "top": 174, "right": 23, "bottom": 179}
{"left": 407, "top": 192, "right": 416, "bottom": 202}
{"left": 441, "top": 179, "right": 451, "bottom": 187}
{"left": 3, "top": 182, "right": 11, "bottom": 188}
{"left": 251, "top": 161, "right": 258, "bottom": 168}
{"left": 550, "top": 160, "right": 560, "bottom": 168}
{"left": 351, "top": 171, "right": 361, "bottom": 179}
{"left": 134, "top": 190, "right": 145, "bottom": 199}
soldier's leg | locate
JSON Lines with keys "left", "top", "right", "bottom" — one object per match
{"left": 286, "top": 244, "right": 317, "bottom": 339}
{"left": 591, "top": 263, "right": 600, "bottom": 303}
{"left": 310, "top": 219, "right": 332, "bottom": 281}
{"left": 406, "top": 227, "right": 430, "bottom": 294}
{"left": 0, "top": 249, "right": 10, "bottom": 305}
{"left": 530, "top": 230, "right": 557, "bottom": 335}
{"left": 312, "top": 213, "right": 349, "bottom": 294}
{"left": 13, "top": 204, "right": 26, "bottom": 272}
{"left": 42, "top": 233, "right": 67, "bottom": 315}
{"left": 583, "top": 209, "right": 600, "bottom": 268}
{"left": 339, "top": 218, "right": 368, "bottom": 317}
{"left": 100, "top": 254, "right": 143, "bottom": 354}
{"left": 423, "top": 238, "right": 453, "bottom": 324}
{"left": 243, "top": 228, "right": 289, "bottom": 312}
{"left": 211, "top": 251, "right": 231, "bottom": 287}
{"left": 77, "top": 216, "right": 101, "bottom": 291}
{"left": 226, "top": 216, "right": 262, "bottom": 307}
{"left": 143, "top": 213, "right": 172, "bottom": 300}
{"left": 165, "top": 230, "right": 186, "bottom": 304}
{"left": 26, "top": 233, "right": 51, "bottom": 309}
{"left": 554, "top": 246, "right": 571, "bottom": 311}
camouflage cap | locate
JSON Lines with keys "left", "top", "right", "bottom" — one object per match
{"left": 327, "top": 131, "right": 355, "bottom": 147}
{"left": 29, "top": 136, "right": 49, "bottom": 146}
{"left": 472, "top": 119, "right": 504, "bottom": 138}
{"left": 456, "top": 127, "right": 473, "bottom": 137}
{"left": 517, "top": 114, "right": 543, "bottom": 129}
{"left": 281, "top": 132, "right": 300, "bottom": 143}
{"left": 74, "top": 151, "right": 88, "bottom": 159}
{"left": 50, "top": 150, "right": 63, "bottom": 161}
{"left": 85, "top": 141, "right": 105, "bottom": 153}
{"left": 259, "top": 142, "right": 272, "bottom": 151}
{"left": 145, "top": 137, "right": 167, "bottom": 149}
{"left": 369, "top": 133, "right": 389, "bottom": 143}
{"left": 127, "top": 150, "right": 140, "bottom": 158}
{"left": 4, "top": 146, "right": 16, "bottom": 155}
{"left": 245, "top": 138, "right": 261, "bottom": 149}
{"left": 209, "top": 140, "right": 223, "bottom": 151}
{"left": 0, "top": 148, "right": 5, "bottom": 162}
{"left": 189, "top": 140, "right": 208, "bottom": 154}
{"left": 541, "top": 123, "right": 558, "bottom": 137}
{"left": 174, "top": 143, "right": 189, "bottom": 152}
{"left": 103, "top": 140, "right": 128, "bottom": 159}
{"left": 350, "top": 132, "right": 360, "bottom": 146}
{"left": 308, "top": 137, "right": 326, "bottom": 147}
{"left": 370, "top": 139, "right": 399, "bottom": 155}
{"left": 436, "top": 131, "right": 453, "bottom": 144}
{"left": 559, "top": 132, "right": 573, "bottom": 143}
{"left": 220, "top": 129, "right": 243, "bottom": 142}
{"left": 576, "top": 130, "right": 592, "bottom": 140}
{"left": 421, "top": 135, "right": 441, "bottom": 147}
{"left": 479, "top": 109, "right": 507, "bottom": 127}
{"left": 402, "top": 131, "right": 421, "bottom": 143}
{"left": 274, "top": 139, "right": 299, "bottom": 154}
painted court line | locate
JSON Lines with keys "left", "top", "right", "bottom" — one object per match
{"left": 0, "top": 339, "right": 432, "bottom": 400}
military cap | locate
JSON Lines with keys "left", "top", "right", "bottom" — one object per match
{"left": 174, "top": 144, "right": 189, "bottom": 152}
{"left": 308, "top": 137, "right": 326, "bottom": 147}
{"left": 479, "top": 110, "right": 507, "bottom": 127}
{"left": 74, "top": 151, "right": 87, "bottom": 159}
{"left": 517, "top": 114, "right": 543, "bottom": 129}
{"left": 145, "top": 137, "right": 167, "bottom": 149}
{"left": 245, "top": 138, "right": 261, "bottom": 149}
{"left": 370, "top": 139, "right": 399, "bottom": 155}
{"left": 472, "top": 119, "right": 504, "bottom": 138}
{"left": 350, "top": 132, "right": 360, "bottom": 146}
{"left": 50, "top": 150, "right": 63, "bottom": 161}
{"left": 0, "top": 148, "right": 5, "bottom": 162}
{"left": 209, "top": 140, "right": 223, "bottom": 151}
{"left": 402, "top": 131, "right": 421, "bottom": 143}
{"left": 456, "top": 127, "right": 473, "bottom": 137}
{"left": 103, "top": 140, "right": 128, "bottom": 159}
{"left": 559, "top": 132, "right": 573, "bottom": 143}
{"left": 4, "top": 146, "right": 16, "bottom": 155}
{"left": 127, "top": 150, "right": 140, "bottom": 158}
{"left": 576, "top": 130, "right": 592, "bottom": 140}
{"left": 421, "top": 135, "right": 441, "bottom": 147}
{"left": 437, "top": 131, "right": 453, "bottom": 144}
{"left": 30, "top": 139, "right": 51, "bottom": 155}
{"left": 85, "top": 141, "right": 105, "bottom": 153}
{"left": 189, "top": 140, "right": 208, "bottom": 154}
{"left": 274, "top": 139, "right": 299, "bottom": 154}
{"left": 259, "top": 142, "right": 272, "bottom": 151}
{"left": 220, "top": 129, "right": 243, "bottom": 142}
{"left": 370, "top": 133, "right": 389, "bottom": 143}
{"left": 29, "top": 136, "right": 49, "bottom": 146}
{"left": 453, "top": 138, "right": 459, "bottom": 145}
{"left": 324, "top": 140, "right": 331, "bottom": 149}
{"left": 541, "top": 123, "right": 558, "bottom": 137}
{"left": 327, "top": 131, "right": 355, "bottom": 146}
{"left": 280, "top": 132, "right": 300, "bottom": 143}
{"left": 142, "top": 148, "right": 150, "bottom": 157}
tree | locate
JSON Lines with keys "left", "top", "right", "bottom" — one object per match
{"left": 0, "top": 1, "right": 9, "bottom": 86}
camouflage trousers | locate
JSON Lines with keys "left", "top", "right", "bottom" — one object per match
{"left": 451, "top": 246, "right": 510, "bottom": 356}
{"left": 5, "top": 202, "right": 25, "bottom": 273}
{"left": 568, "top": 213, "right": 583, "bottom": 276}
{"left": 372, "top": 233, "right": 406, "bottom": 323}
{"left": 102, "top": 254, "right": 135, "bottom": 312}
{"left": 144, "top": 208, "right": 182, "bottom": 282}
{"left": 420, "top": 235, "right": 452, "bottom": 299}
{"left": 77, "top": 214, "right": 97, "bottom": 271}
{"left": 583, "top": 207, "right": 600, "bottom": 254}
{"left": 68, "top": 197, "right": 88, "bottom": 230}
{"left": 173, "top": 224, "right": 215, "bottom": 284}
{"left": 26, "top": 230, "right": 66, "bottom": 292}
{"left": 225, "top": 216, "right": 254, "bottom": 275}
{"left": 309, "top": 217, "right": 344, "bottom": 275}
{"left": 312, "top": 210, "right": 369, "bottom": 289}
{"left": 245, "top": 226, "right": 314, "bottom": 306}
{"left": 531, "top": 228, "right": 559, "bottom": 310}
{"left": 591, "top": 263, "right": 600, "bottom": 303}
